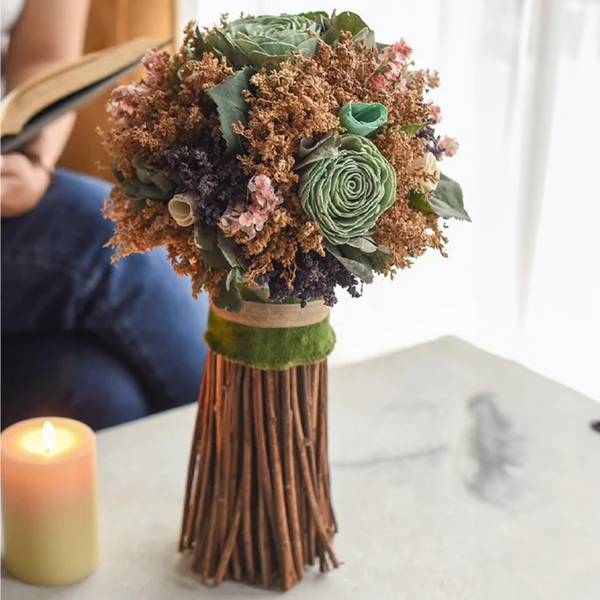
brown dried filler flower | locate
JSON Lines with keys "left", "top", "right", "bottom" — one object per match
{"left": 102, "top": 51, "right": 234, "bottom": 174}
{"left": 312, "top": 34, "right": 378, "bottom": 106}
{"left": 103, "top": 189, "right": 206, "bottom": 296}
{"left": 369, "top": 67, "right": 430, "bottom": 128}
{"left": 372, "top": 129, "right": 447, "bottom": 269}
{"left": 236, "top": 36, "right": 377, "bottom": 195}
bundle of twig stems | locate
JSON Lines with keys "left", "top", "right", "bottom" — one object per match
{"left": 180, "top": 349, "right": 339, "bottom": 591}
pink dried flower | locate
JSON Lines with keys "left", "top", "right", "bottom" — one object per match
{"left": 390, "top": 39, "right": 413, "bottom": 61}
{"left": 410, "top": 68, "right": 440, "bottom": 89}
{"left": 219, "top": 175, "right": 283, "bottom": 240}
{"left": 141, "top": 47, "right": 167, "bottom": 84}
{"left": 439, "top": 136, "right": 459, "bottom": 157}
{"left": 428, "top": 103, "right": 442, "bottom": 123}
{"left": 370, "top": 38, "right": 412, "bottom": 90}
{"left": 427, "top": 70, "right": 441, "bottom": 88}
{"left": 248, "top": 174, "right": 271, "bottom": 195}
{"left": 370, "top": 72, "right": 388, "bottom": 90}
{"left": 107, "top": 83, "right": 149, "bottom": 125}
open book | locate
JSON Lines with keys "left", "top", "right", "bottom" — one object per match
{"left": 1, "top": 37, "right": 167, "bottom": 154}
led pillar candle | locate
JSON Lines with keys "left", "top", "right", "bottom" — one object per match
{"left": 1, "top": 417, "right": 99, "bottom": 586}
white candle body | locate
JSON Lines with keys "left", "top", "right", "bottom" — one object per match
{"left": 1, "top": 417, "right": 99, "bottom": 586}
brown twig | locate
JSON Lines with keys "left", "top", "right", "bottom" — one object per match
{"left": 264, "top": 371, "right": 295, "bottom": 590}
{"left": 292, "top": 374, "right": 340, "bottom": 569}
{"left": 216, "top": 357, "right": 232, "bottom": 557}
{"left": 241, "top": 368, "right": 255, "bottom": 582}
{"left": 190, "top": 351, "right": 216, "bottom": 570}
{"left": 181, "top": 355, "right": 338, "bottom": 589}
{"left": 257, "top": 482, "right": 272, "bottom": 588}
{"left": 179, "top": 350, "right": 210, "bottom": 550}
{"left": 281, "top": 370, "right": 304, "bottom": 579}
{"left": 213, "top": 482, "right": 243, "bottom": 585}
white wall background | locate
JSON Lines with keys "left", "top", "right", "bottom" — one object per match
{"left": 179, "top": 0, "right": 600, "bottom": 401}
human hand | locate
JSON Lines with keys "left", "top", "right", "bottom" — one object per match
{"left": 1, "top": 153, "right": 52, "bottom": 218}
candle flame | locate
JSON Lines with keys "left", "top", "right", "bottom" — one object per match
{"left": 42, "top": 421, "right": 56, "bottom": 454}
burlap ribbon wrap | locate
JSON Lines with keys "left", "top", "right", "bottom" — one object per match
{"left": 205, "top": 298, "right": 336, "bottom": 370}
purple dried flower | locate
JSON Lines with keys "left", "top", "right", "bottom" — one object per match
{"left": 165, "top": 142, "right": 248, "bottom": 229}
{"left": 265, "top": 252, "right": 361, "bottom": 307}
{"left": 417, "top": 125, "right": 445, "bottom": 160}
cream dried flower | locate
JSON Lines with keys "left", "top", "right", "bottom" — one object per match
{"left": 168, "top": 192, "right": 198, "bottom": 227}
{"left": 410, "top": 152, "right": 440, "bottom": 193}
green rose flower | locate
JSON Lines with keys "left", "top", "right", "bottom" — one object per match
{"left": 201, "top": 14, "right": 322, "bottom": 71}
{"left": 338, "top": 101, "right": 388, "bottom": 137}
{"left": 297, "top": 132, "right": 397, "bottom": 245}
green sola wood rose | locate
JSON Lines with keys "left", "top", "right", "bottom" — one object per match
{"left": 338, "top": 101, "right": 388, "bottom": 137}
{"left": 296, "top": 132, "right": 397, "bottom": 245}
{"left": 198, "top": 14, "right": 323, "bottom": 71}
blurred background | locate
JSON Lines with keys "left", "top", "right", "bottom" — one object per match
{"left": 65, "top": 0, "right": 600, "bottom": 401}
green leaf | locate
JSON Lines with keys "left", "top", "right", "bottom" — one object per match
{"left": 217, "top": 232, "right": 242, "bottom": 268}
{"left": 246, "top": 283, "right": 270, "bottom": 302}
{"left": 194, "top": 271, "right": 207, "bottom": 297}
{"left": 213, "top": 279, "right": 243, "bottom": 313}
{"left": 200, "top": 249, "right": 229, "bottom": 270}
{"left": 367, "top": 248, "right": 391, "bottom": 272}
{"left": 194, "top": 26, "right": 213, "bottom": 57}
{"left": 345, "top": 237, "right": 378, "bottom": 253}
{"left": 321, "top": 27, "right": 340, "bottom": 47}
{"left": 337, "top": 255, "right": 374, "bottom": 284}
{"left": 150, "top": 174, "right": 176, "bottom": 193}
{"left": 331, "top": 11, "right": 376, "bottom": 47}
{"left": 121, "top": 181, "right": 138, "bottom": 198}
{"left": 135, "top": 167, "right": 153, "bottom": 184}
{"left": 205, "top": 31, "right": 251, "bottom": 69}
{"left": 430, "top": 174, "right": 471, "bottom": 221}
{"left": 111, "top": 163, "right": 125, "bottom": 183}
{"left": 131, "top": 157, "right": 147, "bottom": 170}
{"left": 295, "top": 131, "right": 341, "bottom": 171}
{"left": 121, "top": 180, "right": 171, "bottom": 201}
{"left": 245, "top": 51, "right": 285, "bottom": 71}
{"left": 196, "top": 231, "right": 229, "bottom": 269}
{"left": 226, "top": 267, "right": 237, "bottom": 291}
{"left": 205, "top": 67, "right": 254, "bottom": 155}
{"left": 226, "top": 267, "right": 249, "bottom": 291}
{"left": 194, "top": 229, "right": 216, "bottom": 251}
{"left": 409, "top": 175, "right": 471, "bottom": 222}
{"left": 299, "top": 10, "right": 329, "bottom": 20}
{"left": 399, "top": 123, "right": 428, "bottom": 136}
{"left": 409, "top": 190, "right": 433, "bottom": 214}
{"left": 326, "top": 243, "right": 374, "bottom": 283}
{"left": 352, "top": 27, "right": 376, "bottom": 47}
{"left": 331, "top": 11, "right": 369, "bottom": 36}
{"left": 300, "top": 11, "right": 330, "bottom": 31}
{"left": 295, "top": 37, "right": 320, "bottom": 56}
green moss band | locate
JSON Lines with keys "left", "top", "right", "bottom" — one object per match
{"left": 205, "top": 308, "right": 336, "bottom": 370}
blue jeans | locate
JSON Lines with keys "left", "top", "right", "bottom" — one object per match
{"left": 1, "top": 169, "right": 208, "bottom": 430}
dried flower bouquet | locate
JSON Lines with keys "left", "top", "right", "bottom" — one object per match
{"left": 102, "top": 10, "right": 469, "bottom": 591}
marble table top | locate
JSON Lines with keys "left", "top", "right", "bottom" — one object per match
{"left": 2, "top": 337, "right": 599, "bottom": 599}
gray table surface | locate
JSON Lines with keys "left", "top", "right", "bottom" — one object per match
{"left": 2, "top": 337, "right": 599, "bottom": 599}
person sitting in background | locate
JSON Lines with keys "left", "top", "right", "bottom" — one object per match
{"left": 1, "top": 0, "right": 208, "bottom": 430}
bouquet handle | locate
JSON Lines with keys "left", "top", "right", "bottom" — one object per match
{"left": 179, "top": 300, "right": 338, "bottom": 590}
